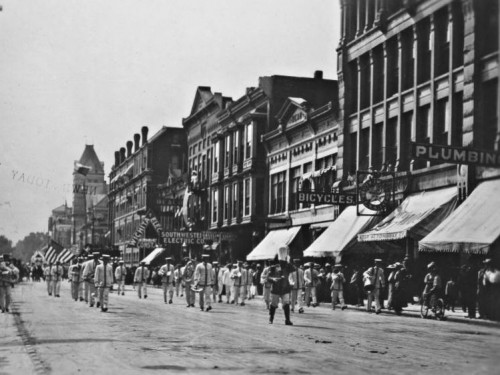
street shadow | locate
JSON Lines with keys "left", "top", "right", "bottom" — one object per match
{"left": 34, "top": 338, "right": 116, "bottom": 345}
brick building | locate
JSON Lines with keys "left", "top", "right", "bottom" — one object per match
{"left": 108, "top": 126, "right": 187, "bottom": 266}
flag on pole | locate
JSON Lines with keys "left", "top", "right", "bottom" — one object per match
{"left": 45, "top": 240, "right": 73, "bottom": 264}
{"left": 74, "top": 162, "right": 91, "bottom": 176}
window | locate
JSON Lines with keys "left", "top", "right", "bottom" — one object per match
{"left": 225, "top": 135, "right": 231, "bottom": 169}
{"left": 289, "top": 167, "right": 301, "bottom": 211}
{"left": 270, "top": 172, "right": 287, "bottom": 214}
{"left": 245, "top": 123, "right": 253, "bottom": 159}
{"left": 232, "top": 182, "right": 239, "bottom": 219}
{"left": 233, "top": 130, "right": 240, "bottom": 165}
{"left": 402, "top": 30, "right": 414, "bottom": 90}
{"left": 244, "top": 178, "right": 251, "bottom": 216}
{"left": 213, "top": 142, "right": 219, "bottom": 173}
{"left": 212, "top": 188, "right": 218, "bottom": 223}
{"left": 224, "top": 185, "right": 230, "bottom": 221}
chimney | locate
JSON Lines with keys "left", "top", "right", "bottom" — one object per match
{"left": 114, "top": 151, "right": 120, "bottom": 167}
{"left": 134, "top": 133, "right": 140, "bottom": 151}
{"left": 120, "top": 147, "right": 126, "bottom": 164}
{"left": 141, "top": 126, "right": 149, "bottom": 145}
{"left": 126, "top": 141, "right": 133, "bottom": 157}
{"left": 314, "top": 70, "right": 323, "bottom": 79}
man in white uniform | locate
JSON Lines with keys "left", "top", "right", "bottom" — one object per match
{"left": 95, "top": 255, "right": 114, "bottom": 312}
{"left": 158, "top": 257, "right": 175, "bottom": 304}
{"left": 194, "top": 254, "right": 214, "bottom": 311}
{"left": 134, "top": 261, "right": 150, "bottom": 299}
{"left": 51, "top": 260, "right": 64, "bottom": 298}
{"left": 114, "top": 260, "right": 127, "bottom": 296}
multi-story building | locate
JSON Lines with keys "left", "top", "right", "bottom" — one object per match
{"left": 108, "top": 126, "right": 186, "bottom": 266}
{"left": 331, "top": 0, "right": 499, "bottom": 270}
{"left": 181, "top": 87, "right": 233, "bottom": 260}
{"left": 48, "top": 202, "right": 72, "bottom": 248}
{"left": 251, "top": 94, "right": 338, "bottom": 261}
{"left": 72, "top": 145, "right": 108, "bottom": 251}
{"left": 212, "top": 72, "right": 337, "bottom": 261}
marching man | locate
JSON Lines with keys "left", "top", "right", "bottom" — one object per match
{"left": 222, "top": 263, "right": 233, "bottom": 303}
{"left": 290, "top": 259, "right": 305, "bottom": 313}
{"left": 158, "top": 257, "right": 175, "bottom": 304}
{"left": 134, "top": 261, "right": 149, "bottom": 299}
{"left": 363, "top": 259, "right": 386, "bottom": 314}
{"left": 114, "top": 259, "right": 127, "bottom": 296}
{"left": 70, "top": 258, "right": 85, "bottom": 301}
{"left": 51, "top": 260, "right": 64, "bottom": 298}
{"left": 194, "top": 254, "right": 214, "bottom": 312}
{"left": 182, "top": 260, "right": 195, "bottom": 307}
{"left": 260, "top": 261, "right": 272, "bottom": 309}
{"left": 44, "top": 262, "right": 53, "bottom": 296}
{"left": 94, "top": 255, "right": 114, "bottom": 312}
{"left": 265, "top": 247, "right": 294, "bottom": 326}
{"left": 231, "top": 260, "right": 246, "bottom": 306}
{"left": 304, "top": 262, "right": 319, "bottom": 307}
{"left": 83, "top": 252, "right": 101, "bottom": 307}
{"left": 0, "top": 255, "right": 19, "bottom": 313}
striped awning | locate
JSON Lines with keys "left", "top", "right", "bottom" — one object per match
{"left": 419, "top": 179, "right": 500, "bottom": 254}
{"left": 358, "top": 187, "right": 457, "bottom": 243}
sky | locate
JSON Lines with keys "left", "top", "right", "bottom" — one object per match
{"left": 0, "top": 0, "right": 340, "bottom": 244}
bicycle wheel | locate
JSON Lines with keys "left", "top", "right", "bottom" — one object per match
{"left": 435, "top": 298, "right": 445, "bottom": 320}
{"left": 420, "top": 294, "right": 429, "bottom": 318}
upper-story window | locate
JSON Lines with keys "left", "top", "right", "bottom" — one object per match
{"left": 211, "top": 188, "right": 218, "bottom": 224}
{"left": 224, "top": 185, "right": 230, "bottom": 221}
{"left": 233, "top": 130, "right": 240, "bottom": 165}
{"left": 224, "top": 135, "right": 231, "bottom": 169}
{"left": 232, "top": 182, "right": 239, "bottom": 219}
{"left": 245, "top": 122, "right": 253, "bottom": 159}
{"left": 289, "top": 167, "right": 301, "bottom": 211}
{"left": 213, "top": 141, "right": 219, "bottom": 174}
{"left": 243, "top": 178, "right": 251, "bottom": 216}
{"left": 270, "top": 171, "right": 287, "bottom": 215}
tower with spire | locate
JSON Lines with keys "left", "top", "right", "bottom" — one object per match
{"left": 72, "top": 145, "right": 108, "bottom": 250}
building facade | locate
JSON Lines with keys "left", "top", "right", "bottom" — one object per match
{"left": 182, "top": 87, "right": 233, "bottom": 260}
{"left": 259, "top": 95, "right": 339, "bottom": 259}
{"left": 212, "top": 73, "right": 338, "bottom": 261}
{"left": 72, "top": 145, "right": 108, "bottom": 251}
{"left": 334, "top": 0, "right": 499, "bottom": 267}
{"left": 48, "top": 203, "right": 72, "bottom": 249}
{"left": 108, "top": 126, "right": 187, "bottom": 266}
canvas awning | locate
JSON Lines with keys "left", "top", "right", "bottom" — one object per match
{"left": 140, "top": 247, "right": 165, "bottom": 265}
{"left": 419, "top": 179, "right": 500, "bottom": 254}
{"left": 303, "top": 206, "right": 380, "bottom": 258}
{"left": 246, "top": 226, "right": 302, "bottom": 261}
{"left": 358, "top": 187, "right": 457, "bottom": 243}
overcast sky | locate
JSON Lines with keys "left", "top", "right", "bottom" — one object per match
{"left": 0, "top": 0, "right": 340, "bottom": 244}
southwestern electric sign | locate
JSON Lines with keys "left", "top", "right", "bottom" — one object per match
{"left": 411, "top": 142, "right": 500, "bottom": 167}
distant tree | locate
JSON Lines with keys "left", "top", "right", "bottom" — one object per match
{"left": 0, "top": 235, "right": 13, "bottom": 255}
{"left": 14, "top": 232, "right": 50, "bottom": 263}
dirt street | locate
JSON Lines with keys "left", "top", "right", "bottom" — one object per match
{"left": 1, "top": 282, "right": 499, "bottom": 375}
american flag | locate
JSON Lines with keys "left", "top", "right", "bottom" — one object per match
{"left": 45, "top": 240, "right": 74, "bottom": 264}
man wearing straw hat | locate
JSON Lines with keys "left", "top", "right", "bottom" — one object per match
{"left": 194, "top": 254, "right": 214, "bottom": 311}
{"left": 289, "top": 259, "right": 305, "bottom": 313}
{"left": 114, "top": 259, "right": 127, "bottom": 296}
{"left": 95, "top": 254, "right": 114, "bottom": 312}
{"left": 134, "top": 261, "right": 150, "bottom": 299}
{"left": 266, "top": 246, "right": 294, "bottom": 325}
{"left": 159, "top": 257, "right": 175, "bottom": 304}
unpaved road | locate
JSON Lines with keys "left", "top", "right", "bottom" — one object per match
{"left": 1, "top": 282, "right": 499, "bottom": 375}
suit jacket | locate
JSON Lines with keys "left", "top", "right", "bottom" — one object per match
{"left": 363, "top": 266, "right": 385, "bottom": 289}
{"left": 158, "top": 264, "right": 175, "bottom": 284}
{"left": 114, "top": 265, "right": 127, "bottom": 281}
{"left": 289, "top": 267, "right": 305, "bottom": 290}
{"left": 134, "top": 266, "right": 150, "bottom": 283}
{"left": 51, "top": 265, "right": 64, "bottom": 282}
{"left": 95, "top": 263, "right": 114, "bottom": 288}
{"left": 230, "top": 267, "right": 246, "bottom": 287}
{"left": 83, "top": 260, "right": 100, "bottom": 282}
{"left": 194, "top": 262, "right": 214, "bottom": 287}
{"left": 44, "top": 266, "right": 53, "bottom": 280}
{"left": 304, "top": 268, "right": 319, "bottom": 287}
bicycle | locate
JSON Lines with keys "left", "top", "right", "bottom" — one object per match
{"left": 420, "top": 293, "right": 445, "bottom": 320}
